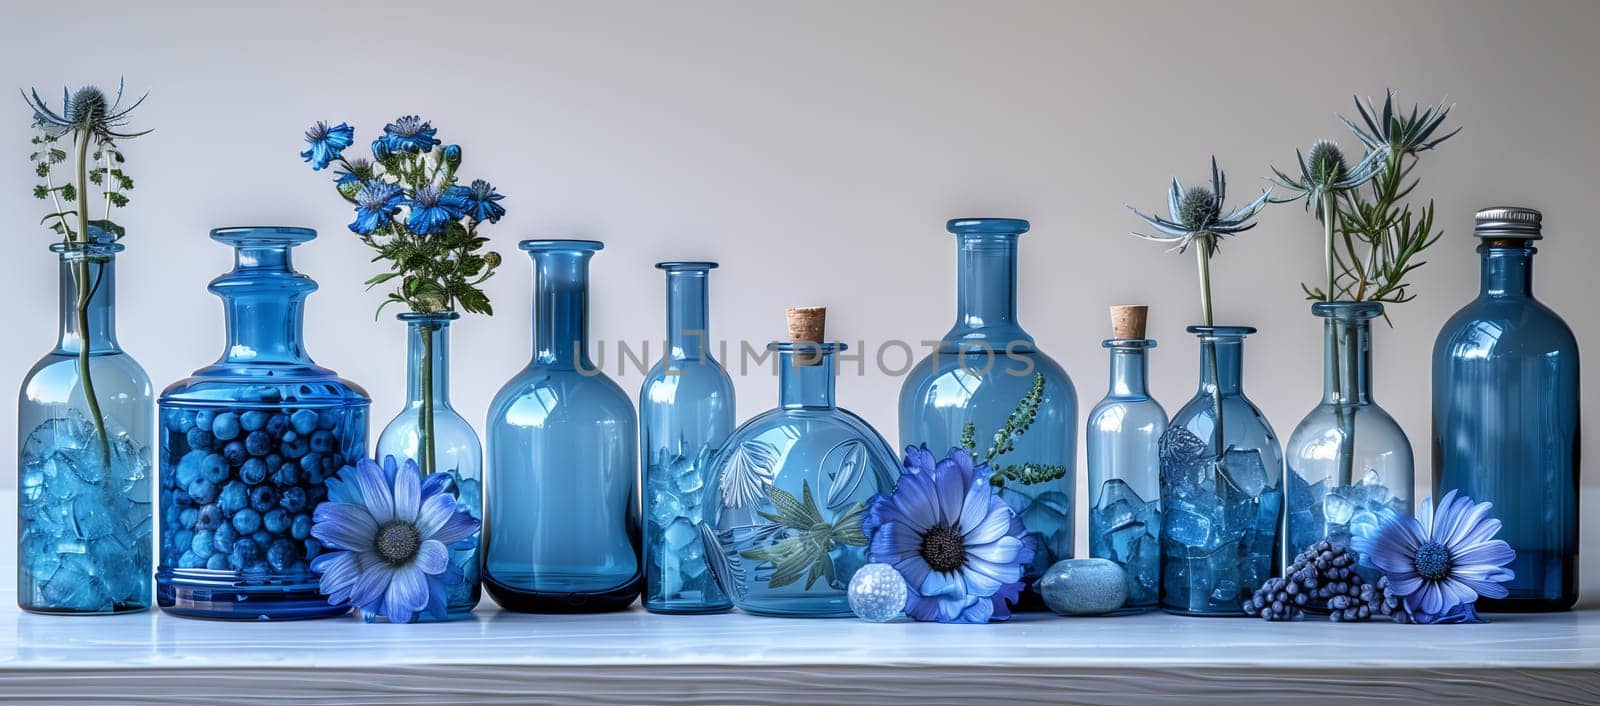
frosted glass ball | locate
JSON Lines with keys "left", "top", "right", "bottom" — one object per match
{"left": 848, "top": 563, "right": 909, "bottom": 622}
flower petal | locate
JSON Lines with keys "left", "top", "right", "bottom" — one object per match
{"left": 311, "top": 502, "right": 380, "bottom": 551}
{"left": 889, "top": 469, "right": 940, "bottom": 530}
{"left": 1451, "top": 539, "right": 1515, "bottom": 570}
{"left": 893, "top": 555, "right": 932, "bottom": 593}
{"left": 868, "top": 521, "right": 922, "bottom": 564}
{"left": 958, "top": 559, "right": 1008, "bottom": 597}
{"left": 962, "top": 498, "right": 1014, "bottom": 545}
{"left": 348, "top": 560, "right": 396, "bottom": 610}
{"left": 428, "top": 507, "right": 481, "bottom": 546}
{"left": 393, "top": 461, "right": 421, "bottom": 524}
{"left": 920, "top": 569, "right": 965, "bottom": 600}
{"left": 420, "top": 471, "right": 453, "bottom": 503}
{"left": 965, "top": 536, "right": 1023, "bottom": 567}
{"left": 354, "top": 459, "right": 396, "bottom": 524}
{"left": 311, "top": 551, "right": 362, "bottom": 604}
{"left": 1386, "top": 572, "right": 1422, "bottom": 597}
{"left": 930, "top": 459, "right": 970, "bottom": 526}
{"left": 1441, "top": 495, "right": 1494, "bottom": 550}
{"left": 414, "top": 492, "right": 458, "bottom": 539}
{"left": 956, "top": 476, "right": 993, "bottom": 536}
{"left": 385, "top": 565, "right": 428, "bottom": 624}
{"left": 414, "top": 539, "right": 449, "bottom": 575}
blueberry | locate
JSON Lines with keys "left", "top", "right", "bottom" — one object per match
{"left": 176, "top": 450, "right": 207, "bottom": 487}
{"left": 291, "top": 409, "right": 319, "bottom": 436}
{"left": 268, "top": 538, "right": 298, "bottom": 572}
{"left": 173, "top": 529, "right": 194, "bottom": 554}
{"left": 194, "top": 409, "right": 217, "bottom": 431}
{"left": 252, "top": 530, "right": 273, "bottom": 550}
{"left": 263, "top": 507, "right": 290, "bottom": 534}
{"left": 214, "top": 523, "right": 237, "bottom": 554}
{"left": 219, "top": 481, "right": 249, "bottom": 514}
{"left": 274, "top": 461, "right": 303, "bottom": 487}
{"left": 239, "top": 458, "right": 268, "bottom": 486}
{"left": 281, "top": 435, "right": 309, "bottom": 459}
{"left": 174, "top": 413, "right": 196, "bottom": 434}
{"left": 309, "top": 430, "right": 334, "bottom": 454}
{"left": 196, "top": 503, "right": 223, "bottom": 530}
{"left": 241, "top": 410, "right": 268, "bottom": 432}
{"left": 245, "top": 431, "right": 273, "bottom": 457}
{"left": 188, "top": 479, "right": 219, "bottom": 505}
{"left": 230, "top": 538, "right": 261, "bottom": 569}
{"left": 212, "top": 412, "right": 241, "bottom": 441}
{"left": 250, "top": 485, "right": 279, "bottom": 513}
{"left": 244, "top": 560, "right": 270, "bottom": 575}
{"left": 206, "top": 554, "right": 229, "bottom": 570}
{"left": 232, "top": 508, "right": 262, "bottom": 534}
{"left": 266, "top": 413, "right": 289, "bottom": 437}
{"left": 304, "top": 538, "right": 322, "bottom": 560}
{"left": 186, "top": 428, "right": 215, "bottom": 452}
{"left": 172, "top": 488, "right": 192, "bottom": 509}
{"left": 191, "top": 530, "right": 215, "bottom": 556}
{"left": 200, "top": 453, "right": 229, "bottom": 484}
{"left": 300, "top": 453, "right": 322, "bottom": 478}
{"left": 291, "top": 513, "right": 312, "bottom": 540}
{"left": 264, "top": 453, "right": 284, "bottom": 472}
{"left": 179, "top": 508, "right": 198, "bottom": 529}
{"left": 317, "top": 410, "right": 338, "bottom": 430}
{"left": 279, "top": 486, "right": 308, "bottom": 513}
{"left": 222, "top": 440, "right": 248, "bottom": 467}
{"left": 178, "top": 550, "right": 204, "bottom": 569}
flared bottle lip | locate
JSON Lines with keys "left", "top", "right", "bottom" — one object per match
{"left": 1311, "top": 301, "right": 1383, "bottom": 320}
{"left": 767, "top": 341, "right": 847, "bottom": 354}
{"left": 656, "top": 260, "right": 718, "bottom": 271}
{"left": 1186, "top": 325, "right": 1256, "bottom": 339}
{"left": 519, "top": 238, "right": 604, "bottom": 253}
{"left": 946, "top": 218, "right": 1030, "bottom": 236}
{"left": 1102, "top": 338, "right": 1157, "bottom": 349}
{"left": 50, "top": 240, "right": 124, "bottom": 256}
{"left": 397, "top": 311, "right": 461, "bottom": 324}
{"left": 211, "top": 226, "right": 317, "bottom": 247}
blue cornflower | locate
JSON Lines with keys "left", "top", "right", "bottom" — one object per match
{"left": 862, "top": 445, "right": 1034, "bottom": 624}
{"left": 443, "top": 179, "right": 506, "bottom": 224}
{"left": 377, "top": 115, "right": 440, "bottom": 154}
{"left": 442, "top": 144, "right": 461, "bottom": 167}
{"left": 300, "top": 121, "right": 354, "bottom": 171}
{"left": 334, "top": 158, "right": 373, "bottom": 188}
{"left": 311, "top": 456, "right": 479, "bottom": 623}
{"left": 404, "top": 184, "right": 461, "bottom": 236}
{"left": 1353, "top": 490, "right": 1515, "bottom": 624}
{"left": 350, "top": 181, "right": 403, "bottom": 235}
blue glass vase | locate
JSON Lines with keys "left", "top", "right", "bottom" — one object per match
{"left": 1433, "top": 207, "right": 1578, "bottom": 612}
{"left": 1159, "top": 326, "right": 1282, "bottom": 616}
{"left": 704, "top": 341, "right": 899, "bottom": 617}
{"left": 898, "top": 218, "right": 1077, "bottom": 585}
{"left": 1086, "top": 336, "right": 1165, "bottom": 610}
{"left": 375, "top": 311, "right": 482, "bottom": 619}
{"left": 640, "top": 262, "right": 735, "bottom": 614}
{"left": 18, "top": 241, "right": 153, "bottom": 614}
{"left": 1285, "top": 302, "right": 1412, "bottom": 574}
{"left": 157, "top": 227, "right": 369, "bottom": 620}
{"left": 485, "top": 239, "right": 641, "bottom": 613}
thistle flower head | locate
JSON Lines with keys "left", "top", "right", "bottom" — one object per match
{"left": 1127, "top": 157, "right": 1270, "bottom": 257}
{"left": 22, "top": 78, "right": 149, "bottom": 140}
{"left": 1306, "top": 140, "right": 1349, "bottom": 186}
{"left": 1176, "top": 187, "right": 1220, "bottom": 229}
{"left": 1270, "top": 138, "right": 1382, "bottom": 218}
{"left": 1341, "top": 89, "right": 1460, "bottom": 156}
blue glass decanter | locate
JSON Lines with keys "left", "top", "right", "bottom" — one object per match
{"left": 640, "top": 262, "right": 735, "bottom": 614}
{"left": 898, "top": 218, "right": 1077, "bottom": 585}
{"left": 157, "top": 227, "right": 369, "bottom": 620}
{"left": 1285, "top": 302, "right": 1412, "bottom": 574}
{"left": 1433, "top": 207, "right": 1579, "bottom": 612}
{"left": 18, "top": 240, "right": 153, "bottom": 614}
{"left": 703, "top": 307, "right": 899, "bottom": 617}
{"left": 1159, "top": 326, "right": 1282, "bottom": 616}
{"left": 375, "top": 312, "right": 482, "bottom": 619}
{"left": 485, "top": 240, "right": 641, "bottom": 613}
{"left": 1085, "top": 306, "right": 1165, "bottom": 610}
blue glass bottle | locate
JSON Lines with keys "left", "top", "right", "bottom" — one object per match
{"left": 375, "top": 312, "right": 482, "bottom": 619}
{"left": 157, "top": 227, "right": 369, "bottom": 620}
{"left": 485, "top": 239, "right": 641, "bottom": 612}
{"left": 1285, "top": 302, "right": 1412, "bottom": 572}
{"left": 1086, "top": 324, "right": 1165, "bottom": 610}
{"left": 640, "top": 262, "right": 735, "bottom": 614}
{"left": 1433, "top": 207, "right": 1578, "bottom": 612}
{"left": 898, "top": 218, "right": 1077, "bottom": 584}
{"left": 704, "top": 331, "right": 899, "bottom": 617}
{"left": 1159, "top": 326, "right": 1281, "bottom": 616}
{"left": 18, "top": 241, "right": 153, "bottom": 614}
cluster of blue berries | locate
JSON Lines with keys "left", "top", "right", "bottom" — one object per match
{"left": 160, "top": 406, "right": 355, "bottom": 579}
{"left": 1242, "top": 541, "right": 1388, "bottom": 622}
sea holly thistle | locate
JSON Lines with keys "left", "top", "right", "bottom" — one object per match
{"left": 959, "top": 373, "right": 1066, "bottom": 489}
{"left": 22, "top": 79, "right": 150, "bottom": 465}
{"left": 740, "top": 480, "right": 866, "bottom": 590}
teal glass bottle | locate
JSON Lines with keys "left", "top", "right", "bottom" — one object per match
{"left": 640, "top": 262, "right": 735, "bottom": 614}
{"left": 1433, "top": 207, "right": 1579, "bottom": 611}
{"left": 157, "top": 227, "right": 369, "bottom": 620}
{"left": 898, "top": 218, "right": 1077, "bottom": 585}
{"left": 1086, "top": 317, "right": 1165, "bottom": 610}
{"left": 375, "top": 312, "right": 482, "bottom": 619}
{"left": 484, "top": 240, "right": 641, "bottom": 612}
{"left": 18, "top": 240, "right": 153, "bottom": 614}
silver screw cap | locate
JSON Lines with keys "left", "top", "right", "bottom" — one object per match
{"left": 1474, "top": 206, "right": 1543, "bottom": 239}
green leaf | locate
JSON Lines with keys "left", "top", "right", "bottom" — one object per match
{"left": 364, "top": 271, "right": 401, "bottom": 287}
{"left": 88, "top": 220, "right": 126, "bottom": 239}
{"left": 59, "top": 183, "right": 76, "bottom": 200}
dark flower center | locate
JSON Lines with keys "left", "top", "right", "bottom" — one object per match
{"left": 413, "top": 185, "right": 443, "bottom": 208}
{"left": 67, "top": 87, "right": 108, "bottom": 127}
{"left": 391, "top": 116, "right": 424, "bottom": 137}
{"left": 1413, "top": 541, "right": 1453, "bottom": 581}
{"left": 1177, "top": 188, "right": 1219, "bottom": 228}
{"left": 374, "top": 521, "right": 422, "bottom": 565}
{"left": 920, "top": 522, "right": 967, "bottom": 574}
{"left": 305, "top": 121, "right": 331, "bottom": 143}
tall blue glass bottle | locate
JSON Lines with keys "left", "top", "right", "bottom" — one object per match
{"left": 485, "top": 239, "right": 641, "bottom": 612}
{"left": 1159, "top": 326, "right": 1281, "bottom": 616}
{"left": 1086, "top": 310, "right": 1165, "bottom": 610}
{"left": 18, "top": 240, "right": 153, "bottom": 614}
{"left": 899, "top": 218, "right": 1077, "bottom": 584}
{"left": 375, "top": 312, "right": 482, "bottom": 618}
{"left": 1433, "top": 207, "right": 1578, "bottom": 612}
{"left": 158, "top": 227, "right": 369, "bottom": 620}
{"left": 1285, "top": 302, "right": 1412, "bottom": 573}
{"left": 640, "top": 262, "right": 735, "bottom": 614}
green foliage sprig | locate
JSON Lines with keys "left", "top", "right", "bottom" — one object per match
{"left": 740, "top": 481, "right": 867, "bottom": 589}
{"left": 959, "top": 373, "right": 1066, "bottom": 489}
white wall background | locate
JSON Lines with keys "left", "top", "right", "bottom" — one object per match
{"left": 2, "top": 0, "right": 1596, "bottom": 603}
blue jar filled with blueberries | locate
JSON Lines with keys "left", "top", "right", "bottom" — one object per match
{"left": 156, "top": 227, "right": 369, "bottom": 620}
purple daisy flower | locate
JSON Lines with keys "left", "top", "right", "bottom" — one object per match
{"left": 862, "top": 445, "right": 1034, "bottom": 624}
{"left": 1353, "top": 490, "right": 1515, "bottom": 622}
{"left": 311, "top": 456, "right": 480, "bottom": 623}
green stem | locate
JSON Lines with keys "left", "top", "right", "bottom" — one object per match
{"left": 1195, "top": 243, "right": 1214, "bottom": 327}
{"left": 1195, "top": 243, "right": 1225, "bottom": 461}
{"left": 420, "top": 323, "right": 437, "bottom": 475}
{"left": 1321, "top": 192, "right": 1336, "bottom": 302}
{"left": 72, "top": 128, "right": 110, "bottom": 467}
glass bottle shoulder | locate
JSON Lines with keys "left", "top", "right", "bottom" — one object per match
{"left": 159, "top": 370, "right": 369, "bottom": 408}
{"left": 901, "top": 347, "right": 1074, "bottom": 410}
{"left": 1435, "top": 295, "right": 1578, "bottom": 362}
{"left": 488, "top": 362, "right": 636, "bottom": 427}
{"left": 1087, "top": 395, "right": 1166, "bottom": 434}
{"left": 21, "top": 352, "right": 152, "bottom": 406}
{"left": 641, "top": 357, "right": 736, "bottom": 405}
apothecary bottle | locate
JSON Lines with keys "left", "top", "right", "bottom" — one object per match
{"left": 375, "top": 311, "right": 482, "bottom": 618}
{"left": 704, "top": 335, "right": 899, "bottom": 617}
{"left": 898, "top": 218, "right": 1076, "bottom": 584}
{"left": 1433, "top": 207, "right": 1578, "bottom": 611}
{"left": 485, "top": 239, "right": 641, "bottom": 612}
{"left": 1086, "top": 328, "right": 1165, "bottom": 610}
{"left": 1159, "top": 326, "right": 1281, "bottom": 616}
{"left": 640, "top": 262, "right": 735, "bottom": 614}
{"left": 157, "top": 227, "right": 369, "bottom": 620}
{"left": 18, "top": 240, "right": 153, "bottom": 614}
{"left": 1285, "top": 302, "right": 1412, "bottom": 573}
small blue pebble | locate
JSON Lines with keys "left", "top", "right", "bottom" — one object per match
{"left": 194, "top": 409, "right": 216, "bottom": 431}
{"left": 250, "top": 485, "right": 279, "bottom": 514}
{"left": 188, "top": 479, "right": 219, "bottom": 505}
{"left": 1038, "top": 558, "right": 1129, "bottom": 616}
{"left": 212, "top": 412, "right": 241, "bottom": 441}
{"left": 266, "top": 413, "right": 289, "bottom": 437}
{"left": 263, "top": 508, "right": 290, "bottom": 534}
{"left": 240, "top": 410, "right": 268, "bottom": 432}
{"left": 186, "top": 428, "right": 214, "bottom": 452}
{"left": 176, "top": 450, "right": 207, "bottom": 487}
{"left": 206, "top": 554, "right": 229, "bottom": 570}
{"left": 191, "top": 530, "right": 215, "bottom": 556}
{"left": 232, "top": 508, "right": 262, "bottom": 534}
{"left": 290, "top": 409, "right": 319, "bottom": 436}
{"left": 245, "top": 431, "right": 272, "bottom": 457}
{"left": 309, "top": 430, "right": 334, "bottom": 454}
{"left": 279, "top": 486, "right": 308, "bottom": 513}
{"left": 200, "top": 453, "right": 228, "bottom": 484}
{"left": 196, "top": 503, "right": 223, "bottom": 530}
{"left": 214, "top": 523, "right": 237, "bottom": 553}
{"left": 291, "top": 513, "right": 313, "bottom": 540}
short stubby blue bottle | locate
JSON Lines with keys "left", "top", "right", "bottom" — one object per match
{"left": 1086, "top": 307, "right": 1166, "bottom": 611}
{"left": 1159, "top": 326, "right": 1282, "bottom": 617}
{"left": 157, "top": 227, "right": 370, "bottom": 620}
{"left": 640, "top": 262, "right": 735, "bottom": 614}
{"left": 898, "top": 218, "right": 1077, "bottom": 586}
{"left": 1433, "top": 207, "right": 1579, "bottom": 612}
{"left": 485, "top": 240, "right": 641, "bottom": 613}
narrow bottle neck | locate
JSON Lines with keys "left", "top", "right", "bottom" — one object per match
{"left": 532, "top": 251, "right": 592, "bottom": 368}
{"left": 405, "top": 319, "right": 452, "bottom": 406}
{"left": 214, "top": 245, "right": 315, "bottom": 365}
{"left": 1322, "top": 317, "right": 1373, "bottom": 405}
{"left": 1480, "top": 243, "right": 1534, "bottom": 298}
{"left": 1196, "top": 338, "right": 1244, "bottom": 396}
{"left": 1107, "top": 346, "right": 1151, "bottom": 398}
{"left": 778, "top": 349, "right": 837, "bottom": 409}
{"left": 665, "top": 270, "right": 710, "bottom": 360}
{"left": 56, "top": 252, "right": 119, "bottom": 353}
{"left": 950, "top": 233, "right": 1027, "bottom": 343}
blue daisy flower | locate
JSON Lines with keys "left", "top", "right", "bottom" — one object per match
{"left": 377, "top": 115, "right": 440, "bottom": 154}
{"left": 404, "top": 184, "right": 460, "bottom": 236}
{"left": 350, "top": 180, "right": 403, "bottom": 235}
{"left": 334, "top": 158, "right": 373, "bottom": 188}
{"left": 300, "top": 121, "right": 354, "bottom": 171}
{"left": 1353, "top": 490, "right": 1515, "bottom": 623}
{"left": 862, "top": 445, "right": 1034, "bottom": 624}
{"left": 443, "top": 179, "right": 507, "bottom": 224}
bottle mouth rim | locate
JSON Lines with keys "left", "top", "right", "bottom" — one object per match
{"left": 1311, "top": 301, "right": 1383, "bottom": 319}
{"left": 211, "top": 226, "right": 317, "bottom": 246}
{"left": 1102, "top": 338, "right": 1157, "bottom": 349}
{"left": 519, "top": 239, "right": 604, "bottom": 253}
{"left": 768, "top": 341, "right": 847, "bottom": 354}
{"left": 946, "top": 218, "right": 1030, "bottom": 236}
{"left": 656, "top": 260, "right": 718, "bottom": 271}
{"left": 1186, "top": 324, "right": 1256, "bottom": 338}
{"left": 397, "top": 311, "right": 461, "bottom": 323}
{"left": 50, "top": 241, "right": 124, "bottom": 255}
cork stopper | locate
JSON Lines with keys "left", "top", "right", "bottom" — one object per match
{"left": 1110, "top": 305, "right": 1148, "bottom": 340}
{"left": 786, "top": 306, "right": 826, "bottom": 366}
